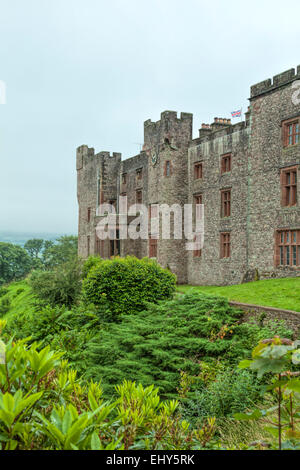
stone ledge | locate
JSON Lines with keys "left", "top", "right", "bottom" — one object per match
{"left": 229, "top": 301, "right": 300, "bottom": 336}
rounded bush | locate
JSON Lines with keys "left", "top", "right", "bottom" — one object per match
{"left": 82, "top": 256, "right": 176, "bottom": 316}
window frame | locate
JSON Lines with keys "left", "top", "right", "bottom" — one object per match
{"left": 194, "top": 162, "right": 203, "bottom": 179}
{"left": 220, "top": 232, "right": 230, "bottom": 258}
{"left": 136, "top": 168, "right": 143, "bottom": 181}
{"left": 149, "top": 236, "right": 158, "bottom": 258}
{"left": 221, "top": 189, "right": 231, "bottom": 217}
{"left": 221, "top": 153, "right": 232, "bottom": 174}
{"left": 276, "top": 229, "right": 300, "bottom": 267}
{"left": 281, "top": 166, "right": 298, "bottom": 207}
{"left": 87, "top": 235, "right": 90, "bottom": 256}
{"left": 136, "top": 189, "right": 143, "bottom": 204}
{"left": 283, "top": 117, "right": 300, "bottom": 147}
{"left": 164, "top": 160, "right": 172, "bottom": 177}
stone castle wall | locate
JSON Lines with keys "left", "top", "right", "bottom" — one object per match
{"left": 77, "top": 66, "right": 300, "bottom": 285}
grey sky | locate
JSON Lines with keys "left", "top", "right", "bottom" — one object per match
{"left": 0, "top": 0, "right": 299, "bottom": 234}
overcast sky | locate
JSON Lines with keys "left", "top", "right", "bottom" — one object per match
{"left": 0, "top": 0, "right": 300, "bottom": 234}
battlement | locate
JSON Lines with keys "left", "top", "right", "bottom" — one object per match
{"left": 76, "top": 145, "right": 95, "bottom": 157}
{"left": 250, "top": 66, "right": 300, "bottom": 99}
{"left": 144, "top": 110, "right": 193, "bottom": 127}
{"left": 95, "top": 151, "right": 122, "bottom": 160}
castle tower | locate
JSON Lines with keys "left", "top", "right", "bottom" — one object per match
{"left": 77, "top": 145, "right": 121, "bottom": 258}
{"left": 144, "top": 111, "right": 193, "bottom": 283}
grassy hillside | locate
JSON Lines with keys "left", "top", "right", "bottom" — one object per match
{"left": 0, "top": 279, "right": 36, "bottom": 320}
{"left": 177, "top": 277, "right": 300, "bottom": 312}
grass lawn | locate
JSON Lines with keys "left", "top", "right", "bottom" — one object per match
{"left": 177, "top": 277, "right": 300, "bottom": 312}
{"left": 1, "top": 279, "right": 36, "bottom": 320}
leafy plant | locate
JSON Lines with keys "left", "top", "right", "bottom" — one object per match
{"left": 0, "top": 327, "right": 217, "bottom": 450}
{"left": 235, "top": 336, "right": 300, "bottom": 450}
{"left": 30, "top": 258, "right": 82, "bottom": 307}
{"left": 0, "top": 297, "right": 11, "bottom": 317}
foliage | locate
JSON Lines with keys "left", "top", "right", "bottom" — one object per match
{"left": 0, "top": 242, "right": 32, "bottom": 286}
{"left": 24, "top": 239, "right": 45, "bottom": 259}
{"left": 29, "top": 258, "right": 82, "bottom": 308}
{"left": 0, "top": 280, "right": 36, "bottom": 321}
{"left": 0, "top": 287, "right": 8, "bottom": 298}
{"left": 41, "top": 236, "right": 78, "bottom": 269}
{"left": 83, "top": 256, "right": 176, "bottom": 317}
{"left": 0, "top": 298, "right": 11, "bottom": 317}
{"left": 3, "top": 302, "right": 105, "bottom": 374}
{"left": 235, "top": 336, "right": 300, "bottom": 450}
{"left": 178, "top": 277, "right": 300, "bottom": 312}
{"left": 181, "top": 368, "right": 261, "bottom": 425}
{"left": 0, "top": 329, "right": 217, "bottom": 450}
{"left": 82, "top": 293, "right": 292, "bottom": 398}
{"left": 82, "top": 256, "right": 102, "bottom": 279}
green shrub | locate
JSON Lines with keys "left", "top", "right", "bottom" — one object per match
{"left": 82, "top": 255, "right": 102, "bottom": 279}
{"left": 235, "top": 336, "right": 300, "bottom": 450}
{"left": 30, "top": 258, "right": 82, "bottom": 307}
{"left": 15, "top": 287, "right": 25, "bottom": 295}
{"left": 0, "top": 327, "right": 217, "bottom": 450}
{"left": 82, "top": 256, "right": 176, "bottom": 317}
{"left": 182, "top": 368, "right": 261, "bottom": 425}
{"left": 83, "top": 293, "right": 292, "bottom": 398}
{"left": 0, "top": 287, "right": 8, "bottom": 298}
{"left": 3, "top": 301, "right": 106, "bottom": 373}
{"left": 0, "top": 297, "right": 11, "bottom": 317}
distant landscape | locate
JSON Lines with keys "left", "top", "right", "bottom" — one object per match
{"left": 0, "top": 231, "right": 74, "bottom": 247}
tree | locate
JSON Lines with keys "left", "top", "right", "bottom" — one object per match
{"left": 42, "top": 236, "right": 78, "bottom": 269}
{"left": 30, "top": 258, "right": 82, "bottom": 307}
{"left": 0, "top": 243, "right": 32, "bottom": 285}
{"left": 24, "top": 239, "right": 44, "bottom": 258}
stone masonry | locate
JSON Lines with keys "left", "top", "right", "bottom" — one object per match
{"left": 77, "top": 66, "right": 300, "bottom": 285}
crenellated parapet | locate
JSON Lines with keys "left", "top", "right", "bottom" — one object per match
{"left": 143, "top": 110, "right": 193, "bottom": 150}
{"left": 250, "top": 66, "right": 300, "bottom": 99}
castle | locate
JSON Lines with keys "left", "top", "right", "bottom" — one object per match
{"left": 77, "top": 66, "right": 300, "bottom": 285}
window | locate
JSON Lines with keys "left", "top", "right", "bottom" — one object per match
{"left": 136, "top": 190, "right": 143, "bottom": 204}
{"left": 109, "top": 229, "right": 120, "bottom": 257}
{"left": 149, "top": 204, "right": 158, "bottom": 219}
{"left": 221, "top": 189, "right": 231, "bottom": 217}
{"left": 194, "top": 194, "right": 202, "bottom": 220}
{"left": 87, "top": 236, "right": 90, "bottom": 256}
{"left": 121, "top": 173, "right": 127, "bottom": 184}
{"left": 164, "top": 160, "right": 171, "bottom": 177}
{"left": 194, "top": 162, "right": 203, "bottom": 179}
{"left": 149, "top": 237, "right": 158, "bottom": 258}
{"left": 194, "top": 194, "right": 202, "bottom": 205}
{"left": 95, "top": 236, "right": 104, "bottom": 257}
{"left": 276, "top": 230, "right": 300, "bottom": 266}
{"left": 108, "top": 200, "right": 116, "bottom": 213}
{"left": 220, "top": 232, "right": 230, "bottom": 258}
{"left": 221, "top": 154, "right": 231, "bottom": 174}
{"left": 281, "top": 167, "right": 297, "bottom": 206}
{"left": 136, "top": 168, "right": 143, "bottom": 180}
{"left": 193, "top": 234, "right": 202, "bottom": 258}
{"left": 87, "top": 207, "right": 91, "bottom": 222}
{"left": 283, "top": 118, "right": 300, "bottom": 147}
